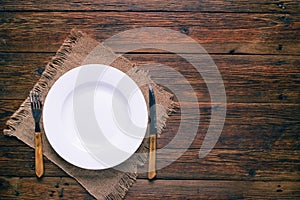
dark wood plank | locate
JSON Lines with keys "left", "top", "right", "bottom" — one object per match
{"left": 127, "top": 180, "right": 300, "bottom": 199}
{"left": 138, "top": 148, "right": 300, "bottom": 180}
{"left": 0, "top": 12, "right": 299, "bottom": 54}
{"left": 1, "top": 99, "right": 299, "bottom": 149}
{"left": 0, "top": 53, "right": 52, "bottom": 100}
{"left": 0, "top": 53, "right": 299, "bottom": 103}
{"left": 0, "top": 177, "right": 94, "bottom": 199}
{"left": 0, "top": 0, "right": 299, "bottom": 13}
{"left": 158, "top": 104, "right": 300, "bottom": 150}
{"left": 1, "top": 143, "right": 299, "bottom": 181}
{"left": 0, "top": 177, "right": 299, "bottom": 199}
{"left": 127, "top": 54, "right": 300, "bottom": 104}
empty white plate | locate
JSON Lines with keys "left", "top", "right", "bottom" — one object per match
{"left": 43, "top": 64, "right": 148, "bottom": 170}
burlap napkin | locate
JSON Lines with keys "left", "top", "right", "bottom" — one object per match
{"left": 3, "top": 29, "right": 174, "bottom": 199}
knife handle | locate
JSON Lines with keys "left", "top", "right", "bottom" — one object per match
{"left": 35, "top": 132, "right": 44, "bottom": 178}
{"left": 148, "top": 134, "right": 157, "bottom": 180}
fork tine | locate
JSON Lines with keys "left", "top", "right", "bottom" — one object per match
{"left": 33, "top": 91, "right": 37, "bottom": 103}
{"left": 33, "top": 91, "right": 37, "bottom": 107}
{"left": 37, "top": 92, "right": 42, "bottom": 109}
{"left": 30, "top": 91, "right": 33, "bottom": 103}
{"left": 36, "top": 92, "right": 41, "bottom": 109}
{"left": 34, "top": 94, "right": 38, "bottom": 109}
{"left": 30, "top": 91, "right": 34, "bottom": 109}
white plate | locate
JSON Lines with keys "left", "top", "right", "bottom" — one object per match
{"left": 43, "top": 64, "right": 148, "bottom": 170}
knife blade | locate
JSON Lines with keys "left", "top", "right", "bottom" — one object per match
{"left": 148, "top": 84, "right": 157, "bottom": 180}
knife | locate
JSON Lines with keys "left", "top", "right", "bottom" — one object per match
{"left": 148, "top": 84, "right": 157, "bottom": 180}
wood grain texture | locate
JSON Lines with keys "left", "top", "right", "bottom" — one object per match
{"left": 0, "top": 177, "right": 299, "bottom": 199}
{"left": 1, "top": 100, "right": 299, "bottom": 150}
{"left": 0, "top": 143, "right": 299, "bottom": 181}
{"left": 0, "top": 1, "right": 299, "bottom": 199}
{"left": 0, "top": 53, "right": 299, "bottom": 103}
{"left": 0, "top": 0, "right": 299, "bottom": 13}
{"left": 0, "top": 12, "right": 299, "bottom": 54}
{"left": 127, "top": 180, "right": 300, "bottom": 199}
{"left": 0, "top": 177, "right": 93, "bottom": 199}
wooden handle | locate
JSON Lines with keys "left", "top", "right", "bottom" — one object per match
{"left": 35, "top": 132, "right": 44, "bottom": 178}
{"left": 148, "top": 134, "right": 157, "bottom": 180}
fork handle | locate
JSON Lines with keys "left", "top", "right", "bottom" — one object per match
{"left": 35, "top": 132, "right": 44, "bottom": 178}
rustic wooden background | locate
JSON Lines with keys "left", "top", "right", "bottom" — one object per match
{"left": 0, "top": 1, "right": 299, "bottom": 199}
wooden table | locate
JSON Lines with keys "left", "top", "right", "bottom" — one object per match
{"left": 0, "top": 1, "right": 299, "bottom": 199}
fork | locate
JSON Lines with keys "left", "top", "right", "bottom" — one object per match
{"left": 30, "top": 91, "right": 44, "bottom": 178}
